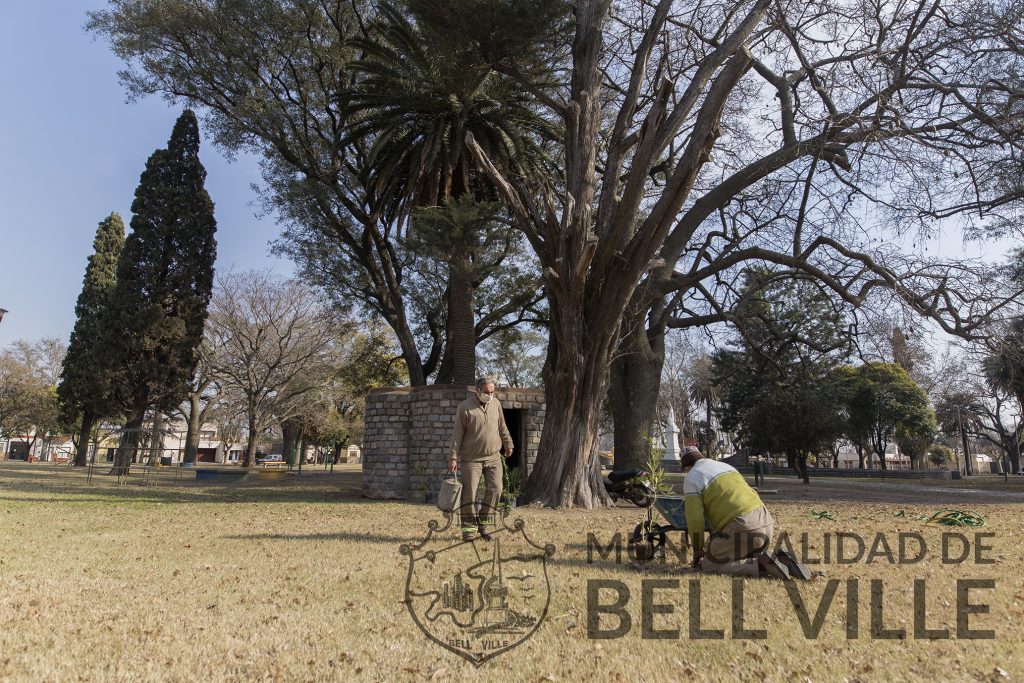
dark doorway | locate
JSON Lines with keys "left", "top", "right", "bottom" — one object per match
{"left": 197, "top": 448, "right": 216, "bottom": 463}
{"left": 8, "top": 442, "right": 28, "bottom": 460}
{"left": 502, "top": 408, "right": 525, "bottom": 473}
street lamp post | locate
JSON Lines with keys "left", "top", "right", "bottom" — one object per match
{"left": 1016, "top": 419, "right": 1023, "bottom": 478}
{"left": 956, "top": 405, "right": 973, "bottom": 476}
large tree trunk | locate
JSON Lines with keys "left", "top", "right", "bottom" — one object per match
{"left": 523, "top": 329, "right": 614, "bottom": 508}
{"left": 435, "top": 354, "right": 454, "bottom": 384}
{"left": 183, "top": 393, "right": 201, "bottom": 464}
{"left": 73, "top": 411, "right": 94, "bottom": 467}
{"left": 608, "top": 323, "right": 664, "bottom": 471}
{"left": 1006, "top": 431, "right": 1021, "bottom": 474}
{"left": 111, "top": 403, "right": 147, "bottom": 476}
{"left": 147, "top": 411, "right": 165, "bottom": 466}
{"left": 795, "top": 452, "right": 810, "bottom": 484}
{"left": 876, "top": 447, "right": 888, "bottom": 471}
{"left": 446, "top": 262, "right": 477, "bottom": 387}
{"left": 243, "top": 414, "right": 259, "bottom": 468}
{"left": 391, "top": 312, "right": 428, "bottom": 387}
{"left": 282, "top": 420, "right": 297, "bottom": 467}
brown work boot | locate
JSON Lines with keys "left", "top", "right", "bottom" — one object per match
{"left": 775, "top": 548, "right": 813, "bottom": 580}
{"left": 461, "top": 529, "right": 476, "bottom": 542}
{"left": 757, "top": 551, "right": 791, "bottom": 580}
{"left": 478, "top": 525, "right": 493, "bottom": 542}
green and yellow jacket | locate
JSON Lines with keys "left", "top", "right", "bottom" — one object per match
{"left": 683, "top": 459, "right": 763, "bottom": 553}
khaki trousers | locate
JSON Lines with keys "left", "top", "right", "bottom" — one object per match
{"left": 459, "top": 455, "right": 502, "bottom": 530}
{"left": 700, "top": 507, "right": 774, "bottom": 577}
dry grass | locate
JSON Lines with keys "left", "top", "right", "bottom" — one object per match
{"left": 0, "top": 461, "right": 1021, "bottom": 682}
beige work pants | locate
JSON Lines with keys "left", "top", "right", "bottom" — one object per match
{"left": 700, "top": 506, "right": 774, "bottom": 577}
{"left": 459, "top": 455, "right": 502, "bottom": 531}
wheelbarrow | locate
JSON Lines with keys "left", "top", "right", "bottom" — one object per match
{"left": 629, "top": 495, "right": 710, "bottom": 562}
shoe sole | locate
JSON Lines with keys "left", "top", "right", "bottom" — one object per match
{"left": 775, "top": 549, "right": 813, "bottom": 580}
{"left": 761, "top": 553, "right": 791, "bottom": 580}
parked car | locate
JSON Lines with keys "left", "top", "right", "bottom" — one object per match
{"left": 256, "top": 454, "right": 284, "bottom": 464}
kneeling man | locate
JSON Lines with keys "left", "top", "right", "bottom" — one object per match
{"left": 681, "top": 448, "right": 796, "bottom": 579}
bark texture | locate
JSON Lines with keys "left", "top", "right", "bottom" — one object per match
{"left": 608, "top": 325, "right": 664, "bottom": 471}
{"left": 73, "top": 412, "right": 94, "bottom": 467}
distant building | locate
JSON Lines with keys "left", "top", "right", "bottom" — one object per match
{"left": 0, "top": 432, "right": 73, "bottom": 462}
{"left": 836, "top": 442, "right": 911, "bottom": 470}
{"left": 3, "top": 419, "right": 362, "bottom": 466}
{"left": 89, "top": 419, "right": 243, "bottom": 464}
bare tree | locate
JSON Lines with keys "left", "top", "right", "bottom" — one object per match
{"left": 208, "top": 386, "right": 247, "bottom": 461}
{"left": 206, "top": 271, "right": 340, "bottom": 467}
{"left": 477, "top": 327, "right": 546, "bottom": 388}
{"left": 92, "top": 0, "right": 1024, "bottom": 505}
{"left": 937, "top": 374, "right": 1023, "bottom": 474}
{"left": 8, "top": 338, "right": 66, "bottom": 389}
{"left": 460, "top": 0, "right": 1024, "bottom": 504}
{"left": 0, "top": 353, "right": 28, "bottom": 444}
{"left": 174, "top": 339, "right": 220, "bottom": 465}
{"left": 0, "top": 338, "right": 66, "bottom": 459}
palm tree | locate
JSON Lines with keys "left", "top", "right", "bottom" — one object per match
{"left": 983, "top": 318, "right": 1024, "bottom": 406}
{"left": 687, "top": 355, "right": 720, "bottom": 454}
{"left": 342, "top": 3, "right": 555, "bottom": 385}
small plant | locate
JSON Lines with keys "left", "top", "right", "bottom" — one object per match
{"left": 643, "top": 439, "right": 675, "bottom": 499}
{"left": 501, "top": 457, "right": 523, "bottom": 502}
{"left": 628, "top": 444, "right": 676, "bottom": 555}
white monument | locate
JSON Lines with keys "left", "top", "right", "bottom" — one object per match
{"left": 662, "top": 407, "right": 682, "bottom": 472}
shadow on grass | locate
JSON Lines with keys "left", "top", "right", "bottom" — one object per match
{"left": 223, "top": 530, "right": 425, "bottom": 545}
{"left": 219, "top": 530, "right": 661, "bottom": 575}
{"left": 0, "top": 462, "right": 412, "bottom": 507}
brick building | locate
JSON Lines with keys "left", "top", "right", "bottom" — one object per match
{"left": 362, "top": 385, "right": 545, "bottom": 500}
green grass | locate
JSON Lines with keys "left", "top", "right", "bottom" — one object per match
{"left": 0, "top": 461, "right": 1021, "bottom": 681}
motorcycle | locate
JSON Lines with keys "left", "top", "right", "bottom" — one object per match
{"left": 603, "top": 468, "right": 655, "bottom": 507}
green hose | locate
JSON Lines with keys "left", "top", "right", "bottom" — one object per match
{"left": 925, "top": 509, "right": 986, "bottom": 527}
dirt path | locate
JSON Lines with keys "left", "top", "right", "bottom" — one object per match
{"left": 749, "top": 476, "right": 1024, "bottom": 504}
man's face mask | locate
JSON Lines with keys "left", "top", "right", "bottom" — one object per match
{"left": 478, "top": 387, "right": 494, "bottom": 404}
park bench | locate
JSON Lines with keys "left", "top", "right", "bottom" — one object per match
{"left": 194, "top": 467, "right": 248, "bottom": 483}
{"left": 256, "top": 464, "right": 287, "bottom": 481}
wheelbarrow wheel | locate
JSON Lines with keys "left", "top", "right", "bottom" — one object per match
{"left": 629, "top": 522, "right": 667, "bottom": 562}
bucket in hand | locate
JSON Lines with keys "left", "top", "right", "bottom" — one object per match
{"left": 437, "top": 472, "right": 463, "bottom": 513}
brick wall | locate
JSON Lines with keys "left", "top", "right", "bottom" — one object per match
{"left": 362, "top": 385, "right": 546, "bottom": 500}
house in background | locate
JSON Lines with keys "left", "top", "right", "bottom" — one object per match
{"left": 92, "top": 419, "right": 243, "bottom": 465}
{"left": 836, "top": 442, "right": 911, "bottom": 470}
{"left": 0, "top": 432, "right": 74, "bottom": 462}
{"left": 3, "top": 419, "right": 362, "bottom": 466}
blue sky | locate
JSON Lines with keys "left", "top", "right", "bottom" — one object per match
{"left": 0, "top": 1, "right": 293, "bottom": 349}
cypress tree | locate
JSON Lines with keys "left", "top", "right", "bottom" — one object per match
{"left": 106, "top": 110, "right": 218, "bottom": 475}
{"left": 57, "top": 212, "right": 126, "bottom": 466}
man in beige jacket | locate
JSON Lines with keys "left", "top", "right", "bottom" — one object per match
{"left": 449, "top": 377, "right": 513, "bottom": 542}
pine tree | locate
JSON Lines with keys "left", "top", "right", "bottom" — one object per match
{"left": 58, "top": 213, "right": 126, "bottom": 466}
{"left": 106, "top": 110, "right": 218, "bottom": 475}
